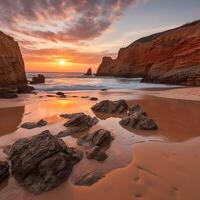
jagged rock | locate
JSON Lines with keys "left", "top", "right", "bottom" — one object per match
{"left": 21, "top": 119, "right": 48, "bottom": 129}
{"left": 96, "top": 20, "right": 200, "bottom": 86}
{"left": 0, "top": 88, "right": 18, "bottom": 99}
{"left": 77, "top": 129, "right": 113, "bottom": 147}
{"left": 17, "top": 85, "right": 35, "bottom": 93}
{"left": 84, "top": 68, "right": 92, "bottom": 76}
{"left": 0, "top": 161, "right": 9, "bottom": 182}
{"left": 119, "top": 112, "right": 158, "bottom": 130}
{"left": 127, "top": 104, "right": 145, "bottom": 115}
{"left": 91, "top": 99, "right": 128, "bottom": 113}
{"left": 77, "top": 129, "right": 114, "bottom": 161}
{"left": 30, "top": 74, "right": 45, "bottom": 84}
{"left": 60, "top": 112, "right": 84, "bottom": 119}
{"left": 9, "top": 130, "right": 83, "bottom": 194}
{"left": 0, "top": 31, "right": 27, "bottom": 87}
{"left": 75, "top": 171, "right": 103, "bottom": 186}
{"left": 86, "top": 146, "right": 108, "bottom": 161}
{"left": 90, "top": 97, "right": 98, "bottom": 101}
{"left": 57, "top": 113, "right": 98, "bottom": 137}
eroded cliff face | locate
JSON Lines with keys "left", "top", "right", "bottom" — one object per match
{"left": 0, "top": 31, "right": 27, "bottom": 87}
{"left": 96, "top": 20, "right": 200, "bottom": 86}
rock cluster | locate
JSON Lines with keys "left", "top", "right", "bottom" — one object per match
{"left": 30, "top": 74, "right": 45, "bottom": 84}
{"left": 57, "top": 113, "right": 98, "bottom": 137}
{"left": 91, "top": 99, "right": 128, "bottom": 113}
{"left": 0, "top": 161, "right": 9, "bottom": 183}
{"left": 96, "top": 20, "right": 200, "bottom": 86}
{"left": 77, "top": 129, "right": 114, "bottom": 161}
{"left": 21, "top": 119, "right": 48, "bottom": 129}
{"left": 9, "top": 131, "right": 83, "bottom": 194}
{"left": 120, "top": 105, "right": 158, "bottom": 130}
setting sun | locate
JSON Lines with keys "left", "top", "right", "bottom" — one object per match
{"left": 59, "top": 60, "right": 65, "bottom": 65}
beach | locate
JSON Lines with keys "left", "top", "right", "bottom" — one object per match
{"left": 0, "top": 86, "right": 200, "bottom": 200}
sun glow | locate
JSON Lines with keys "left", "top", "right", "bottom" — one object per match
{"left": 59, "top": 60, "right": 66, "bottom": 65}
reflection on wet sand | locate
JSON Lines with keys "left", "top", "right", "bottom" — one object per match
{"left": 0, "top": 106, "right": 24, "bottom": 136}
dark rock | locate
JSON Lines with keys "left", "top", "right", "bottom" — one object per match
{"left": 91, "top": 99, "right": 128, "bottom": 113}
{"left": 100, "top": 89, "right": 107, "bottom": 91}
{"left": 30, "top": 74, "right": 45, "bottom": 84}
{"left": 90, "top": 97, "right": 98, "bottom": 101}
{"left": 9, "top": 130, "right": 83, "bottom": 194}
{"left": 77, "top": 129, "right": 114, "bottom": 161}
{"left": 84, "top": 68, "right": 92, "bottom": 76}
{"left": 56, "top": 92, "right": 66, "bottom": 98}
{"left": 0, "top": 161, "right": 9, "bottom": 182}
{"left": 75, "top": 171, "right": 103, "bottom": 186}
{"left": 127, "top": 104, "right": 146, "bottom": 115}
{"left": 81, "top": 96, "right": 89, "bottom": 98}
{"left": 77, "top": 129, "right": 113, "bottom": 147}
{"left": 0, "top": 88, "right": 18, "bottom": 99}
{"left": 86, "top": 146, "right": 108, "bottom": 161}
{"left": 119, "top": 112, "right": 158, "bottom": 130}
{"left": 21, "top": 119, "right": 48, "bottom": 129}
{"left": 60, "top": 112, "right": 84, "bottom": 119}
{"left": 17, "top": 85, "right": 35, "bottom": 93}
{"left": 57, "top": 113, "right": 98, "bottom": 137}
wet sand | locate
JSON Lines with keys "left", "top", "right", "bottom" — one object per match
{"left": 0, "top": 87, "right": 200, "bottom": 200}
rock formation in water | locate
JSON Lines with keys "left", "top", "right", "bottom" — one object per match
{"left": 96, "top": 20, "right": 200, "bottom": 86}
{"left": 0, "top": 31, "right": 27, "bottom": 87}
{"left": 84, "top": 68, "right": 92, "bottom": 75}
{"left": 30, "top": 74, "right": 45, "bottom": 84}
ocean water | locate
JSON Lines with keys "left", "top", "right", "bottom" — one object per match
{"left": 26, "top": 72, "right": 178, "bottom": 92}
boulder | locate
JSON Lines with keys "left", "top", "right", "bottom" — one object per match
{"left": 75, "top": 171, "right": 103, "bottom": 186}
{"left": 127, "top": 104, "right": 145, "bottom": 115}
{"left": 57, "top": 113, "right": 98, "bottom": 137}
{"left": 17, "top": 85, "right": 35, "bottom": 93}
{"left": 119, "top": 112, "right": 158, "bottom": 130}
{"left": 0, "top": 161, "right": 9, "bottom": 182}
{"left": 56, "top": 92, "right": 66, "bottom": 98}
{"left": 77, "top": 129, "right": 114, "bottom": 161}
{"left": 21, "top": 119, "right": 48, "bottom": 129}
{"left": 30, "top": 74, "right": 45, "bottom": 84}
{"left": 9, "top": 130, "right": 83, "bottom": 194}
{"left": 91, "top": 99, "right": 128, "bottom": 113}
{"left": 90, "top": 97, "right": 98, "bottom": 101}
{"left": 0, "top": 88, "right": 18, "bottom": 99}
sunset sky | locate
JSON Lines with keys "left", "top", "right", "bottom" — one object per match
{"left": 0, "top": 0, "right": 200, "bottom": 73}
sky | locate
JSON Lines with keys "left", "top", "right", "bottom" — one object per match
{"left": 0, "top": 0, "right": 200, "bottom": 73}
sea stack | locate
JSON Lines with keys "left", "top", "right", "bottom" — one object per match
{"left": 85, "top": 68, "right": 92, "bottom": 76}
{"left": 96, "top": 20, "right": 200, "bottom": 86}
{"left": 0, "top": 31, "right": 27, "bottom": 87}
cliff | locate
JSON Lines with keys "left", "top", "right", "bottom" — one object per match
{"left": 96, "top": 20, "right": 200, "bottom": 86}
{"left": 0, "top": 31, "right": 27, "bottom": 87}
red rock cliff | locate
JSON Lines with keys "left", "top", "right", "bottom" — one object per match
{"left": 96, "top": 20, "right": 200, "bottom": 86}
{"left": 0, "top": 31, "right": 27, "bottom": 87}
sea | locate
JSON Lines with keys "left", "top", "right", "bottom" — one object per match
{"left": 26, "top": 72, "right": 178, "bottom": 92}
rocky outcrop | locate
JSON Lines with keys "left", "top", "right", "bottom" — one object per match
{"left": 84, "top": 68, "right": 92, "bottom": 76}
{"left": 9, "top": 131, "right": 83, "bottom": 194}
{"left": 21, "top": 119, "right": 48, "bottom": 129}
{"left": 77, "top": 129, "right": 114, "bottom": 161}
{"left": 91, "top": 99, "right": 128, "bottom": 113}
{"left": 0, "top": 161, "right": 9, "bottom": 182}
{"left": 96, "top": 20, "right": 200, "bottom": 86}
{"left": 57, "top": 113, "right": 98, "bottom": 137}
{"left": 30, "top": 74, "right": 45, "bottom": 84}
{"left": 0, "top": 31, "right": 27, "bottom": 87}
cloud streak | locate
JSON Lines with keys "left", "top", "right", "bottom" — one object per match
{"left": 0, "top": 0, "right": 136, "bottom": 42}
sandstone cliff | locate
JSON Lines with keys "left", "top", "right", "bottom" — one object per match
{"left": 0, "top": 31, "right": 27, "bottom": 87}
{"left": 96, "top": 20, "right": 200, "bottom": 86}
